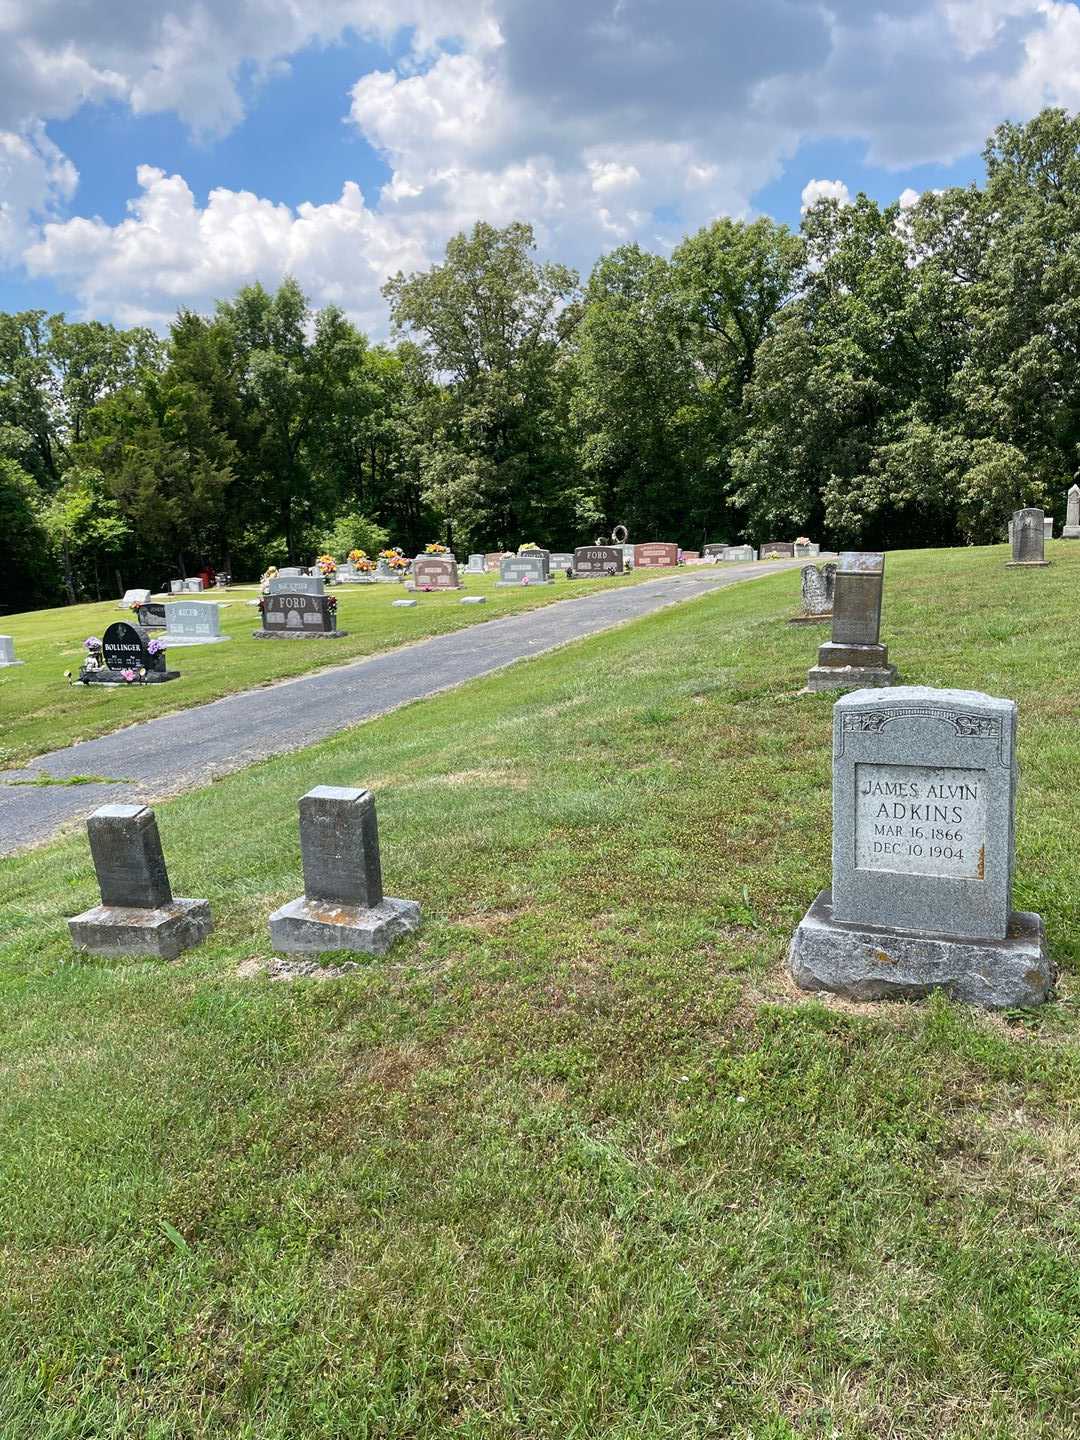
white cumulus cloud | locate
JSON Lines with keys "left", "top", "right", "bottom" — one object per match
{"left": 801, "top": 178, "right": 851, "bottom": 214}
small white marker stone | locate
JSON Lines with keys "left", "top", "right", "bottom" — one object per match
{"left": 392, "top": 599, "right": 418, "bottom": 608}
{"left": 460, "top": 596, "right": 487, "bottom": 605}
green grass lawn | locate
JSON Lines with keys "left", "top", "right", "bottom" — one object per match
{"left": 1, "top": 543, "right": 1079, "bottom": 1438}
{"left": 0, "top": 566, "right": 670, "bottom": 768}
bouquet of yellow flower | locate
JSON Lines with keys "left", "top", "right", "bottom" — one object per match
{"left": 355, "top": 556, "right": 374, "bottom": 572}
{"left": 316, "top": 554, "right": 338, "bottom": 577}
{"left": 348, "top": 549, "right": 367, "bottom": 564}
{"left": 424, "top": 542, "right": 448, "bottom": 554}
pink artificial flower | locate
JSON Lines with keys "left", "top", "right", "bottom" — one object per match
{"left": 121, "top": 668, "right": 136, "bottom": 683}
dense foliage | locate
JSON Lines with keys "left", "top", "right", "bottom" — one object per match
{"left": 3, "top": 110, "right": 1079, "bottom": 609}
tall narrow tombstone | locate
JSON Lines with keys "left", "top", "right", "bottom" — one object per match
{"left": 1007, "top": 507, "right": 1049, "bottom": 567}
{"left": 789, "top": 687, "right": 1053, "bottom": 1007}
{"left": 792, "top": 563, "right": 836, "bottom": 623}
{"left": 67, "top": 804, "right": 213, "bottom": 958}
{"left": 0, "top": 635, "right": 24, "bottom": 667}
{"left": 1063, "top": 483, "right": 1080, "bottom": 539}
{"left": 268, "top": 787, "right": 421, "bottom": 955}
{"left": 806, "top": 552, "right": 896, "bottom": 691}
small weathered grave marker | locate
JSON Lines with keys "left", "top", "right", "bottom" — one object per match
{"left": 806, "top": 552, "right": 896, "bottom": 691}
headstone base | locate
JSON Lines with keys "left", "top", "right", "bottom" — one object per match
{"left": 336, "top": 574, "right": 376, "bottom": 584}
{"left": 0, "top": 658, "right": 24, "bottom": 667}
{"left": 68, "top": 898, "right": 212, "bottom": 960}
{"left": 496, "top": 579, "right": 551, "bottom": 587}
{"left": 251, "top": 629, "right": 348, "bottom": 639}
{"left": 789, "top": 890, "right": 1053, "bottom": 1009}
{"left": 78, "top": 667, "right": 180, "bottom": 684}
{"left": 268, "top": 895, "right": 421, "bottom": 955}
{"left": 1063, "top": 526, "right": 1080, "bottom": 539}
{"left": 1005, "top": 560, "right": 1050, "bottom": 568}
{"left": 806, "top": 643, "right": 896, "bottom": 691}
{"left": 460, "top": 595, "right": 487, "bottom": 604}
{"left": 160, "top": 636, "right": 231, "bottom": 647}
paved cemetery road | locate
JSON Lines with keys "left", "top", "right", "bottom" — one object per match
{"left": 0, "top": 561, "right": 805, "bottom": 855}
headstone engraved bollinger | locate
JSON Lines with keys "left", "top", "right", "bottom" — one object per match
{"left": 255, "top": 592, "right": 345, "bottom": 638}
{"left": 412, "top": 556, "right": 462, "bottom": 589}
{"left": 163, "top": 600, "right": 230, "bottom": 646}
{"left": 268, "top": 787, "right": 422, "bottom": 955}
{"left": 573, "top": 545, "right": 625, "bottom": 577}
{"left": 1007, "top": 507, "right": 1049, "bottom": 567}
{"left": 789, "top": 687, "right": 1053, "bottom": 1007}
{"left": 67, "top": 804, "right": 213, "bottom": 958}
{"left": 498, "top": 552, "right": 550, "bottom": 586}
{"left": 1064, "top": 484, "right": 1080, "bottom": 539}
{"left": 83, "top": 621, "right": 179, "bottom": 684}
{"left": 633, "top": 542, "right": 679, "bottom": 568}
{"left": 793, "top": 562, "right": 837, "bottom": 623}
{"left": 0, "top": 635, "right": 24, "bottom": 667}
{"left": 806, "top": 552, "right": 897, "bottom": 691}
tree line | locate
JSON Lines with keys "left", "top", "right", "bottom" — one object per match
{"left": 3, "top": 108, "right": 1078, "bottom": 612}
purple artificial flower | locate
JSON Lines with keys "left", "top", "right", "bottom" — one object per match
{"left": 146, "top": 638, "right": 164, "bottom": 656}
{"left": 84, "top": 636, "right": 101, "bottom": 652}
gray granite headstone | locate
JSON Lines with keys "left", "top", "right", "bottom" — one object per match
{"left": 182, "top": 578, "right": 204, "bottom": 592}
{"left": 789, "top": 687, "right": 1053, "bottom": 1007}
{"left": 466, "top": 553, "right": 486, "bottom": 572}
{"left": 268, "top": 787, "right": 421, "bottom": 956}
{"left": 67, "top": 804, "right": 212, "bottom": 958}
{"left": 550, "top": 553, "right": 574, "bottom": 571}
{"left": 498, "top": 552, "right": 549, "bottom": 586}
{"left": 136, "top": 603, "right": 167, "bottom": 629}
{"left": 761, "top": 541, "right": 795, "bottom": 557}
{"left": 807, "top": 552, "right": 896, "bottom": 691}
{"left": 1064, "top": 484, "right": 1080, "bottom": 539}
{"left": 256, "top": 592, "right": 343, "bottom": 638}
{"left": 703, "top": 543, "right": 727, "bottom": 557}
{"left": 412, "top": 556, "right": 461, "bottom": 589}
{"left": 268, "top": 574, "right": 325, "bottom": 597}
{"left": 722, "top": 545, "right": 756, "bottom": 562}
{"left": 1008, "top": 508, "right": 1049, "bottom": 566}
{"left": 164, "top": 601, "right": 229, "bottom": 646}
{"left": 0, "top": 635, "right": 23, "bottom": 667}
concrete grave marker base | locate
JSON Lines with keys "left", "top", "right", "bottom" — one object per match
{"left": 1005, "top": 560, "right": 1050, "bottom": 568}
{"left": 392, "top": 599, "right": 417, "bottom": 608}
{"left": 252, "top": 628, "right": 347, "bottom": 639}
{"left": 789, "top": 890, "right": 1054, "bottom": 1009}
{"left": 461, "top": 595, "right": 487, "bottom": 604}
{"left": 268, "top": 895, "right": 421, "bottom": 956}
{"left": 160, "top": 635, "right": 231, "bottom": 647}
{"left": 68, "top": 898, "right": 213, "bottom": 960}
{"left": 806, "top": 643, "right": 897, "bottom": 691}
{"left": 79, "top": 667, "right": 180, "bottom": 684}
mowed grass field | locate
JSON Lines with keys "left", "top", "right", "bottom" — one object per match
{"left": 1, "top": 543, "right": 1079, "bottom": 1439}
{"left": 0, "top": 566, "right": 668, "bottom": 768}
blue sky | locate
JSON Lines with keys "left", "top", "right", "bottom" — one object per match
{"left": 1, "top": 1, "right": 1076, "bottom": 334}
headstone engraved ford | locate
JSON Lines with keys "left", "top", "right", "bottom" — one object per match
{"left": 806, "top": 552, "right": 896, "bottom": 691}
{"left": 789, "top": 687, "right": 1054, "bottom": 1007}
{"left": 267, "top": 574, "right": 325, "bottom": 597}
{"left": 1007, "top": 507, "right": 1049, "bottom": 567}
{"left": 163, "top": 600, "right": 230, "bottom": 646}
{"left": 761, "top": 541, "right": 795, "bottom": 557}
{"left": 0, "top": 635, "right": 24, "bottom": 667}
{"left": 412, "top": 556, "right": 461, "bottom": 590}
{"left": 723, "top": 545, "right": 756, "bottom": 562}
{"left": 1064, "top": 483, "right": 1080, "bottom": 539}
{"left": 573, "top": 545, "right": 624, "bottom": 577}
{"left": 633, "top": 541, "right": 679, "bottom": 568}
{"left": 268, "top": 786, "right": 421, "bottom": 955}
{"left": 256, "top": 592, "right": 345, "bottom": 638}
{"left": 498, "top": 552, "right": 550, "bottom": 586}
{"left": 67, "top": 804, "right": 212, "bottom": 959}
{"left": 82, "top": 621, "right": 179, "bottom": 684}
{"left": 792, "top": 562, "right": 837, "bottom": 623}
